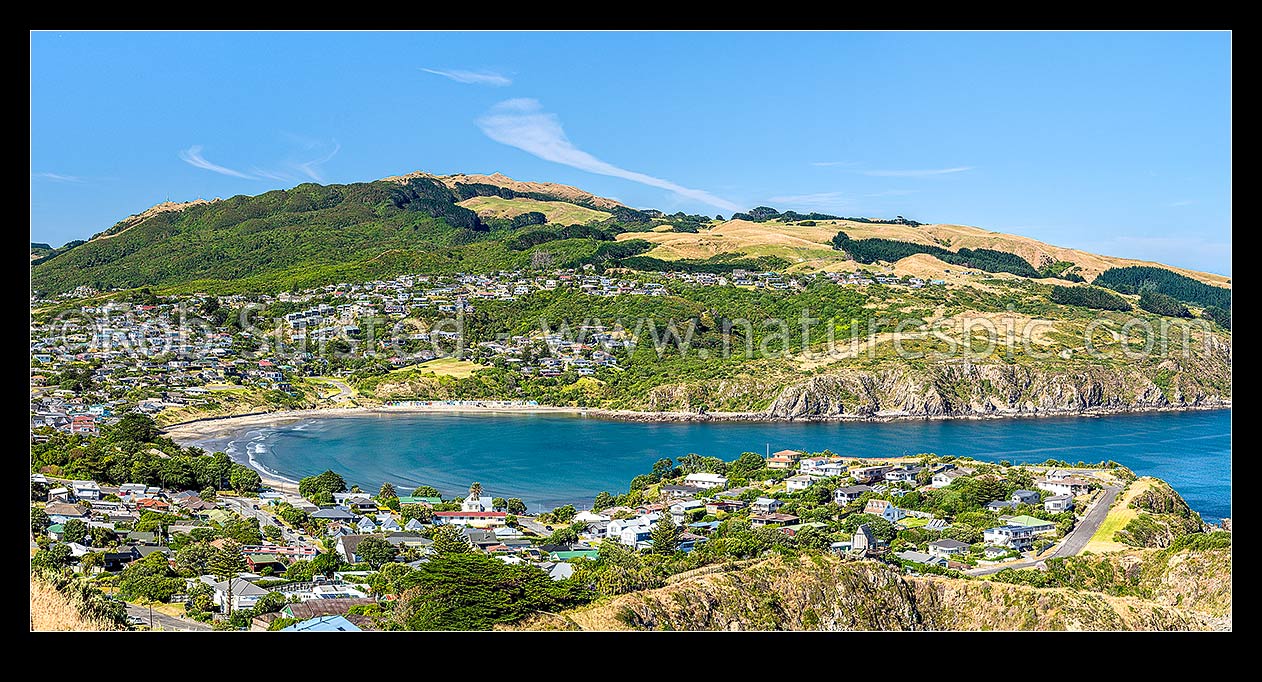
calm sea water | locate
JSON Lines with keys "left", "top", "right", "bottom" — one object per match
{"left": 190, "top": 409, "right": 1231, "bottom": 522}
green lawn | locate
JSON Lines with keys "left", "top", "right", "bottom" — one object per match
{"left": 1083, "top": 478, "right": 1153, "bottom": 553}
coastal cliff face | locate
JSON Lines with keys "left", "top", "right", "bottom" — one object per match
{"left": 514, "top": 555, "right": 1227, "bottom": 632}
{"left": 761, "top": 360, "right": 1230, "bottom": 419}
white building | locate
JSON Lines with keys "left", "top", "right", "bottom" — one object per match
{"left": 784, "top": 474, "right": 814, "bottom": 492}
{"left": 683, "top": 473, "right": 728, "bottom": 489}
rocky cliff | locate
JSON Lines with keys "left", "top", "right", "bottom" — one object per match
{"left": 762, "top": 360, "right": 1230, "bottom": 420}
{"left": 514, "top": 555, "right": 1226, "bottom": 631}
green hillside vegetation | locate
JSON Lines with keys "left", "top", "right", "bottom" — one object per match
{"left": 831, "top": 230, "right": 1040, "bottom": 277}
{"left": 1138, "top": 291, "right": 1192, "bottom": 318}
{"left": 31, "top": 177, "right": 662, "bottom": 296}
{"left": 1049, "top": 285, "right": 1132, "bottom": 311}
{"left": 1094, "top": 266, "right": 1230, "bottom": 309}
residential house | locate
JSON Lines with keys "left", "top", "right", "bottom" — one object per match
{"left": 983, "top": 545, "right": 1011, "bottom": 559}
{"left": 985, "top": 500, "right": 1018, "bottom": 512}
{"left": 244, "top": 553, "right": 287, "bottom": 574}
{"left": 432, "top": 510, "right": 508, "bottom": 528}
{"left": 682, "top": 473, "right": 728, "bottom": 489}
{"left": 208, "top": 577, "right": 268, "bottom": 612}
{"left": 335, "top": 534, "right": 373, "bottom": 563}
{"left": 669, "top": 500, "right": 705, "bottom": 525}
{"left": 47, "top": 487, "right": 70, "bottom": 503}
{"left": 312, "top": 506, "right": 357, "bottom": 522}
{"left": 704, "top": 499, "right": 745, "bottom": 515}
{"left": 895, "top": 550, "right": 948, "bottom": 567}
{"left": 852, "top": 524, "right": 884, "bottom": 554}
{"left": 69, "top": 480, "right": 101, "bottom": 501}
{"left": 749, "top": 513, "right": 799, "bottom": 528}
{"left": 863, "top": 499, "right": 906, "bottom": 522}
{"left": 1011, "top": 490, "right": 1041, "bottom": 505}
{"left": 750, "top": 497, "right": 783, "bottom": 514}
{"left": 766, "top": 449, "right": 803, "bottom": 470}
{"left": 1036, "top": 478, "right": 1092, "bottom": 497}
{"left": 784, "top": 474, "right": 814, "bottom": 493}
{"left": 280, "top": 615, "right": 361, "bottom": 632}
{"left": 983, "top": 525, "right": 1038, "bottom": 550}
{"left": 1044, "top": 495, "right": 1075, "bottom": 513}
{"left": 999, "top": 515, "right": 1056, "bottom": 535}
{"left": 884, "top": 466, "right": 924, "bottom": 484}
{"left": 850, "top": 465, "right": 894, "bottom": 484}
{"left": 661, "top": 484, "right": 705, "bottom": 499}
{"left": 929, "top": 469, "right": 968, "bottom": 489}
{"left": 461, "top": 495, "right": 497, "bottom": 513}
{"left": 833, "top": 485, "right": 874, "bottom": 505}
{"left": 928, "top": 538, "right": 970, "bottom": 558}
{"left": 45, "top": 502, "right": 90, "bottom": 524}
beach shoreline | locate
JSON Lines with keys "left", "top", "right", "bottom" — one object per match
{"left": 161, "top": 400, "right": 1232, "bottom": 446}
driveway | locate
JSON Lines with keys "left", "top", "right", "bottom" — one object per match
{"left": 125, "top": 603, "right": 212, "bottom": 632}
{"left": 965, "top": 484, "right": 1120, "bottom": 577}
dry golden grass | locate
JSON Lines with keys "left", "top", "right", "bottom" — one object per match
{"left": 616, "top": 219, "right": 1229, "bottom": 287}
{"left": 30, "top": 577, "right": 122, "bottom": 632}
{"left": 457, "top": 196, "right": 611, "bottom": 224}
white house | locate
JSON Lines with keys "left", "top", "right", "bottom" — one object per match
{"left": 929, "top": 470, "right": 967, "bottom": 488}
{"left": 784, "top": 474, "right": 814, "bottom": 492}
{"left": 669, "top": 500, "right": 705, "bottom": 525}
{"left": 983, "top": 525, "right": 1037, "bottom": 549}
{"left": 683, "top": 473, "right": 728, "bottom": 490}
{"left": 863, "top": 499, "right": 906, "bottom": 523}
{"left": 1036, "top": 478, "right": 1092, "bottom": 497}
{"left": 432, "top": 510, "right": 507, "bottom": 528}
{"left": 70, "top": 480, "right": 101, "bottom": 501}
{"left": 607, "top": 513, "right": 659, "bottom": 545}
{"left": 1044, "top": 495, "right": 1075, "bottom": 512}
{"left": 750, "top": 497, "right": 783, "bottom": 514}
{"left": 462, "top": 495, "right": 497, "bottom": 513}
{"left": 927, "top": 538, "right": 970, "bottom": 558}
{"left": 205, "top": 577, "right": 267, "bottom": 612}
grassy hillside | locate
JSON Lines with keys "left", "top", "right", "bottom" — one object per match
{"left": 618, "top": 218, "right": 1230, "bottom": 287}
{"left": 31, "top": 175, "right": 658, "bottom": 296}
{"left": 458, "top": 195, "right": 611, "bottom": 224}
{"left": 33, "top": 172, "right": 1229, "bottom": 299}
{"left": 512, "top": 554, "right": 1227, "bottom": 631}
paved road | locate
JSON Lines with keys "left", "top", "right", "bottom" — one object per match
{"left": 319, "top": 378, "right": 355, "bottom": 403}
{"left": 125, "top": 603, "right": 212, "bottom": 631}
{"left": 517, "top": 517, "right": 552, "bottom": 537}
{"left": 965, "top": 484, "right": 1120, "bottom": 577}
{"left": 220, "top": 496, "right": 315, "bottom": 550}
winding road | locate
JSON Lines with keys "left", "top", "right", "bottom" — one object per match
{"left": 965, "top": 484, "right": 1120, "bottom": 577}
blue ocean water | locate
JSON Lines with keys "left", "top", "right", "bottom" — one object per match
{"left": 192, "top": 409, "right": 1231, "bottom": 522}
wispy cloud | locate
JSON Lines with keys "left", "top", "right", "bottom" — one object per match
{"left": 180, "top": 140, "right": 340, "bottom": 183}
{"left": 767, "top": 191, "right": 854, "bottom": 210}
{"left": 767, "top": 189, "right": 918, "bottom": 212}
{"left": 422, "top": 68, "right": 512, "bottom": 87}
{"left": 810, "top": 161, "right": 859, "bottom": 167}
{"left": 32, "top": 172, "right": 84, "bottom": 183}
{"left": 862, "top": 166, "right": 974, "bottom": 177}
{"left": 477, "top": 98, "right": 740, "bottom": 212}
{"left": 293, "top": 142, "right": 341, "bottom": 182}
{"left": 179, "top": 145, "right": 256, "bottom": 179}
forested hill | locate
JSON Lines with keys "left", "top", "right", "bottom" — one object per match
{"left": 31, "top": 171, "right": 1231, "bottom": 299}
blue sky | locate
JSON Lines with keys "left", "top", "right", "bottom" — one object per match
{"left": 30, "top": 31, "right": 1231, "bottom": 274}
